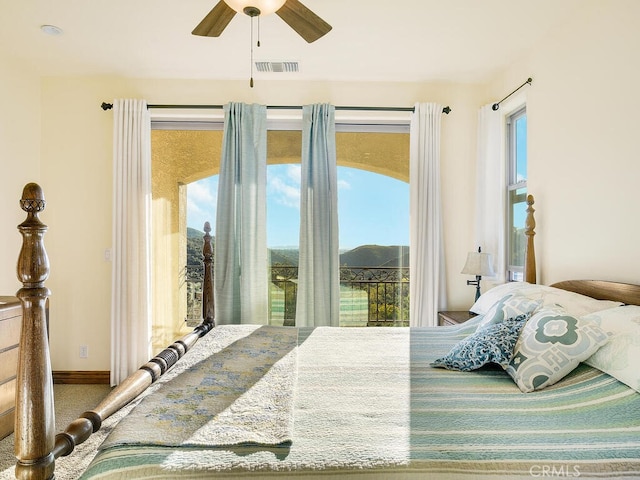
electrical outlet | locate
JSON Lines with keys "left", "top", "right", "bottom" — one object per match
{"left": 104, "top": 248, "right": 112, "bottom": 262}
{"left": 79, "top": 345, "right": 88, "bottom": 358}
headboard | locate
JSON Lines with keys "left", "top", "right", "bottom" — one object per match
{"left": 551, "top": 280, "right": 640, "bottom": 306}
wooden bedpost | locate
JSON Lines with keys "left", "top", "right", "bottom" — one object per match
{"left": 14, "top": 183, "right": 56, "bottom": 480}
{"left": 524, "top": 194, "right": 536, "bottom": 284}
{"left": 13, "top": 183, "right": 216, "bottom": 474}
{"left": 202, "top": 221, "right": 215, "bottom": 327}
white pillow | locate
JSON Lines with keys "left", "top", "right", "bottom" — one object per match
{"left": 475, "top": 293, "right": 542, "bottom": 330}
{"left": 471, "top": 283, "right": 622, "bottom": 318}
{"left": 583, "top": 305, "right": 640, "bottom": 393}
{"left": 470, "top": 282, "right": 528, "bottom": 315}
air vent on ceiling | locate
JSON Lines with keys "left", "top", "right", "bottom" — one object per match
{"left": 255, "top": 61, "right": 299, "bottom": 73}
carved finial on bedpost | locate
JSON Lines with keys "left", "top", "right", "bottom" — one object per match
{"left": 201, "top": 221, "right": 215, "bottom": 331}
{"left": 524, "top": 194, "right": 536, "bottom": 284}
{"left": 15, "top": 183, "right": 56, "bottom": 480}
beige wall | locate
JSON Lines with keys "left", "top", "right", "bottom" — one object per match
{"left": 3, "top": 1, "right": 638, "bottom": 371}
{"left": 486, "top": 0, "right": 640, "bottom": 286}
{"left": 0, "top": 56, "right": 41, "bottom": 295}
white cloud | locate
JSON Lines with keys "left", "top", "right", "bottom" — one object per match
{"left": 187, "top": 178, "right": 217, "bottom": 229}
{"left": 188, "top": 180, "right": 216, "bottom": 204}
{"left": 338, "top": 179, "right": 351, "bottom": 190}
{"left": 269, "top": 175, "right": 300, "bottom": 209}
{"left": 267, "top": 164, "right": 350, "bottom": 208}
{"left": 266, "top": 164, "right": 301, "bottom": 209}
{"left": 286, "top": 164, "right": 301, "bottom": 184}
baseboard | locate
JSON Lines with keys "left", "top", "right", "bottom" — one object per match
{"left": 53, "top": 371, "right": 110, "bottom": 384}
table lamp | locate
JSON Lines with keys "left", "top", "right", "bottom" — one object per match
{"left": 461, "top": 246, "right": 495, "bottom": 302}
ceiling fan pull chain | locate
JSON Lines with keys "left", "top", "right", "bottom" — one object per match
{"left": 257, "top": 16, "right": 261, "bottom": 47}
{"left": 249, "top": 15, "right": 254, "bottom": 87}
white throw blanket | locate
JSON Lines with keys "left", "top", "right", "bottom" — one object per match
{"left": 158, "top": 326, "right": 411, "bottom": 472}
{"left": 101, "top": 325, "right": 298, "bottom": 448}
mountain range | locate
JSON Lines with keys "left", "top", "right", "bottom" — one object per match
{"left": 187, "top": 227, "right": 409, "bottom": 268}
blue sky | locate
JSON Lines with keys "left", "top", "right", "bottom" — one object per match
{"left": 187, "top": 165, "right": 409, "bottom": 249}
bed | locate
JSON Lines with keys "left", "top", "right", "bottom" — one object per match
{"left": 12, "top": 183, "right": 640, "bottom": 480}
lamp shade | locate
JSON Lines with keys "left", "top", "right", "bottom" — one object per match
{"left": 224, "top": 0, "right": 286, "bottom": 15}
{"left": 461, "top": 251, "right": 495, "bottom": 277}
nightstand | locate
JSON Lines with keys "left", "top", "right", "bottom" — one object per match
{"left": 437, "top": 310, "right": 477, "bottom": 326}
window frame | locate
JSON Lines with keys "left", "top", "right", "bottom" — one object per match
{"left": 505, "top": 106, "right": 527, "bottom": 282}
{"left": 151, "top": 110, "right": 413, "bottom": 334}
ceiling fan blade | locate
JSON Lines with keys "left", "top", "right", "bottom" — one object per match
{"left": 276, "top": 0, "right": 332, "bottom": 43}
{"left": 192, "top": 1, "right": 236, "bottom": 37}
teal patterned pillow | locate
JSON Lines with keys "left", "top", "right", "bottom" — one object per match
{"left": 476, "top": 293, "right": 542, "bottom": 331}
{"left": 505, "top": 307, "right": 609, "bottom": 392}
{"left": 431, "top": 314, "right": 530, "bottom": 371}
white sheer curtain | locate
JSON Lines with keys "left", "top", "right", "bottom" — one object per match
{"left": 215, "top": 103, "right": 269, "bottom": 325}
{"left": 111, "top": 99, "right": 152, "bottom": 386}
{"left": 409, "top": 102, "right": 446, "bottom": 327}
{"left": 296, "top": 104, "right": 340, "bottom": 327}
{"left": 475, "top": 104, "right": 505, "bottom": 284}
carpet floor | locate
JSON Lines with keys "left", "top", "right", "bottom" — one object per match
{"left": 0, "top": 384, "right": 112, "bottom": 480}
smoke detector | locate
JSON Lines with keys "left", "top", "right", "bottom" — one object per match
{"left": 41, "top": 24, "right": 63, "bottom": 36}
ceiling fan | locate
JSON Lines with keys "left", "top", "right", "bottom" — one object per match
{"left": 192, "top": 0, "right": 332, "bottom": 43}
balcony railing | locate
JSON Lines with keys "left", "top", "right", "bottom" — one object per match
{"left": 185, "top": 265, "right": 410, "bottom": 327}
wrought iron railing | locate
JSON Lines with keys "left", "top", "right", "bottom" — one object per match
{"left": 338, "top": 266, "right": 410, "bottom": 326}
{"left": 185, "top": 264, "right": 410, "bottom": 327}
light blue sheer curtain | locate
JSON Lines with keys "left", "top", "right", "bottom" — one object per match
{"left": 409, "top": 102, "right": 447, "bottom": 327}
{"left": 296, "top": 104, "right": 340, "bottom": 327}
{"left": 214, "top": 103, "right": 269, "bottom": 325}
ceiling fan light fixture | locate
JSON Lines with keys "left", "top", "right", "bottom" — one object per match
{"left": 223, "top": 0, "right": 286, "bottom": 16}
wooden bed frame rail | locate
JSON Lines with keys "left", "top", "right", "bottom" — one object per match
{"left": 13, "top": 183, "right": 215, "bottom": 480}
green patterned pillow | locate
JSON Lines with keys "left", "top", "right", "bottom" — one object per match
{"left": 476, "top": 293, "right": 542, "bottom": 330}
{"left": 505, "top": 307, "right": 609, "bottom": 392}
{"left": 430, "top": 314, "right": 530, "bottom": 371}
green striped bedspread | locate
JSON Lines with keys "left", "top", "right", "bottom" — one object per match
{"left": 78, "top": 323, "right": 640, "bottom": 479}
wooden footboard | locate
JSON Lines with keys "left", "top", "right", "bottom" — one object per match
{"left": 12, "top": 183, "right": 539, "bottom": 479}
{"left": 13, "top": 183, "right": 215, "bottom": 480}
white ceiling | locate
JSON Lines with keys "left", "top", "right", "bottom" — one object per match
{"left": 0, "top": 0, "right": 583, "bottom": 83}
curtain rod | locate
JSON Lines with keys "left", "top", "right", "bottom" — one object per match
{"left": 491, "top": 77, "right": 532, "bottom": 111}
{"left": 100, "top": 102, "right": 451, "bottom": 114}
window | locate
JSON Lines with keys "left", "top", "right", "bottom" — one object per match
{"left": 266, "top": 164, "right": 409, "bottom": 327}
{"left": 151, "top": 121, "right": 411, "bottom": 349}
{"left": 506, "top": 107, "right": 527, "bottom": 281}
